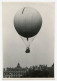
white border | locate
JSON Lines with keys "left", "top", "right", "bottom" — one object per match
{"left": 55, "top": 0, "right": 57, "bottom": 81}
{"left": 0, "top": 0, "right": 57, "bottom": 81}
{"left": 2, "top": 0, "right": 55, "bottom": 2}
{"left": 0, "top": 1, "right": 2, "bottom": 81}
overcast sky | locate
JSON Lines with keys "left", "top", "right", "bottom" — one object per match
{"left": 3, "top": 2, "right": 55, "bottom": 68}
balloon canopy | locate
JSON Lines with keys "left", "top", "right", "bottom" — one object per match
{"left": 14, "top": 7, "right": 42, "bottom": 53}
{"left": 14, "top": 7, "right": 42, "bottom": 39}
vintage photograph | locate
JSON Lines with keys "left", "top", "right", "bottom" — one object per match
{"left": 2, "top": 2, "right": 54, "bottom": 79}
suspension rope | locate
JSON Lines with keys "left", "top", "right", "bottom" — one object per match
{"left": 20, "top": 36, "right": 36, "bottom": 48}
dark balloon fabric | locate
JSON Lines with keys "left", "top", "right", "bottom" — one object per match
{"left": 14, "top": 7, "right": 42, "bottom": 38}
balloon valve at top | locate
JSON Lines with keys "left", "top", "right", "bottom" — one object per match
{"left": 22, "top": 7, "right": 25, "bottom": 14}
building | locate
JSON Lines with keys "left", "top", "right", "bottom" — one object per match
{"left": 3, "top": 63, "right": 54, "bottom": 78}
{"left": 3, "top": 63, "right": 28, "bottom": 78}
{"left": 38, "top": 65, "right": 47, "bottom": 71}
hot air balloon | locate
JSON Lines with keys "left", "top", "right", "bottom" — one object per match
{"left": 14, "top": 7, "right": 42, "bottom": 53}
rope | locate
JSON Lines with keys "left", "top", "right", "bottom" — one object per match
{"left": 20, "top": 36, "right": 36, "bottom": 48}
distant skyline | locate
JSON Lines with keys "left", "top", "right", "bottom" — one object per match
{"left": 3, "top": 62, "right": 54, "bottom": 68}
{"left": 3, "top": 2, "right": 55, "bottom": 68}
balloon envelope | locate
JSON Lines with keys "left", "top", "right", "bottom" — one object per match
{"left": 14, "top": 7, "right": 42, "bottom": 38}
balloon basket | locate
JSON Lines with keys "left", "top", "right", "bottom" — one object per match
{"left": 25, "top": 47, "right": 30, "bottom": 53}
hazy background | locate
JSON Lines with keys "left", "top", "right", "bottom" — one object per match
{"left": 2, "top": 2, "right": 55, "bottom": 68}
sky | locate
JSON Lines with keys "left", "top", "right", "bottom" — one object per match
{"left": 2, "top": 2, "right": 55, "bottom": 68}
